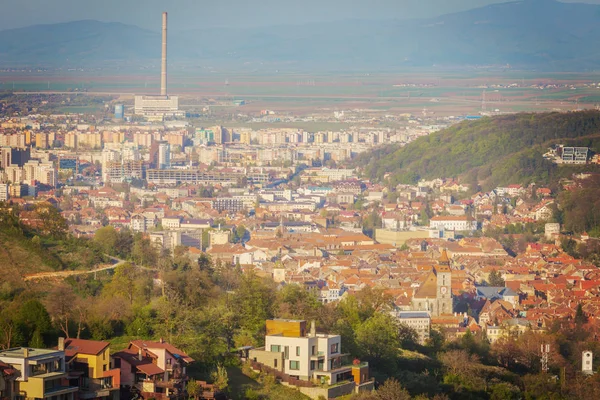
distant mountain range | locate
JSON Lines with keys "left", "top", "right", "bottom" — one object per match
{"left": 2, "top": 0, "right": 600, "bottom": 70}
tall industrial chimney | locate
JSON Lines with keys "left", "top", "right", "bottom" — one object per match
{"left": 161, "top": 12, "right": 168, "bottom": 97}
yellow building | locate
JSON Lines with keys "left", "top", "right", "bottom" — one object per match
{"left": 240, "top": 131, "right": 251, "bottom": 145}
{"left": 76, "top": 132, "right": 102, "bottom": 149}
{"left": 65, "top": 132, "right": 77, "bottom": 149}
{"left": 61, "top": 338, "right": 120, "bottom": 400}
{"left": 374, "top": 228, "right": 430, "bottom": 247}
{"left": 36, "top": 133, "right": 49, "bottom": 149}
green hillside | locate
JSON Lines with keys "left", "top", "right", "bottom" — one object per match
{"left": 355, "top": 111, "right": 600, "bottom": 190}
{"left": 0, "top": 204, "right": 104, "bottom": 298}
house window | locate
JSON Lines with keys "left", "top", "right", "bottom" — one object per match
{"left": 284, "top": 346, "right": 289, "bottom": 360}
{"left": 296, "top": 347, "right": 301, "bottom": 356}
{"left": 274, "top": 359, "right": 278, "bottom": 368}
{"left": 311, "top": 346, "right": 316, "bottom": 356}
{"left": 310, "top": 361, "right": 316, "bottom": 370}
{"left": 330, "top": 343, "right": 339, "bottom": 354}
{"left": 270, "top": 345, "right": 281, "bottom": 353}
{"left": 289, "top": 361, "right": 300, "bottom": 370}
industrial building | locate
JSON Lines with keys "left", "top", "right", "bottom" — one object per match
{"left": 134, "top": 12, "right": 183, "bottom": 118}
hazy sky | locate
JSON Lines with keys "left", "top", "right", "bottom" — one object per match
{"left": 2, "top": 0, "right": 600, "bottom": 31}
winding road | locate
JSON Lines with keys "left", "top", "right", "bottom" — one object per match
{"left": 22, "top": 255, "right": 155, "bottom": 281}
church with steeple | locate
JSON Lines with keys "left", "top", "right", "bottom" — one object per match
{"left": 410, "top": 249, "right": 453, "bottom": 317}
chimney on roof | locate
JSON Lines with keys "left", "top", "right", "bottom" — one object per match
{"left": 138, "top": 348, "right": 143, "bottom": 361}
{"left": 160, "top": 337, "right": 164, "bottom": 344}
{"left": 23, "top": 348, "right": 29, "bottom": 358}
{"left": 310, "top": 320, "right": 316, "bottom": 337}
{"left": 58, "top": 337, "right": 65, "bottom": 351}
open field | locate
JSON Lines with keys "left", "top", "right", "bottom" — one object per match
{"left": 4, "top": 69, "right": 600, "bottom": 116}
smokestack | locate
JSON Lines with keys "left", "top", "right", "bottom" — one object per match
{"left": 161, "top": 12, "right": 168, "bottom": 97}
{"left": 58, "top": 337, "right": 65, "bottom": 351}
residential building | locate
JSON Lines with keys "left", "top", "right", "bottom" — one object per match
{"left": 212, "top": 197, "right": 244, "bottom": 213}
{"left": 475, "top": 286, "right": 519, "bottom": 307}
{"left": 111, "top": 339, "right": 193, "bottom": 400}
{"left": 561, "top": 146, "right": 588, "bottom": 164}
{"left": 0, "top": 347, "right": 78, "bottom": 400}
{"left": 430, "top": 216, "right": 477, "bottom": 232}
{"left": 60, "top": 338, "right": 120, "bottom": 400}
{"left": 396, "top": 311, "right": 431, "bottom": 345}
{"left": 545, "top": 223, "right": 560, "bottom": 240}
{"left": 0, "top": 183, "right": 8, "bottom": 201}
{"left": 130, "top": 214, "right": 149, "bottom": 233}
{"left": 248, "top": 319, "right": 373, "bottom": 398}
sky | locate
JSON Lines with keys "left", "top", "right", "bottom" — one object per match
{"left": 1, "top": 0, "right": 600, "bottom": 31}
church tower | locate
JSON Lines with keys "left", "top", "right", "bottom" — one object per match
{"left": 436, "top": 249, "right": 453, "bottom": 315}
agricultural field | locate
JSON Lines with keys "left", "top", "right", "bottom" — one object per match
{"left": 3, "top": 68, "right": 600, "bottom": 116}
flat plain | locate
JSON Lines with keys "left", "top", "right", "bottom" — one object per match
{"left": 3, "top": 69, "right": 600, "bottom": 117}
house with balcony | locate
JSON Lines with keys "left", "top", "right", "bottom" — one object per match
{"left": 111, "top": 340, "right": 193, "bottom": 400}
{"left": 248, "top": 319, "right": 373, "bottom": 399}
{"left": 0, "top": 347, "right": 78, "bottom": 400}
{"left": 60, "top": 338, "right": 120, "bottom": 400}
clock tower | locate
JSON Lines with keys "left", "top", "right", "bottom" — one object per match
{"left": 436, "top": 249, "right": 453, "bottom": 315}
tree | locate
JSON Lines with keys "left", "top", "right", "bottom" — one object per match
{"left": 114, "top": 228, "right": 134, "bottom": 258}
{"left": 132, "top": 234, "right": 158, "bottom": 266}
{"left": 234, "top": 273, "right": 276, "bottom": 345}
{"left": 397, "top": 324, "right": 419, "bottom": 350}
{"left": 439, "top": 349, "right": 480, "bottom": 377}
{"left": 17, "top": 300, "right": 52, "bottom": 347}
{"left": 488, "top": 270, "right": 505, "bottom": 287}
{"left": 210, "top": 364, "right": 229, "bottom": 392}
{"left": 103, "top": 263, "right": 151, "bottom": 306}
{"left": 94, "top": 226, "right": 118, "bottom": 255}
{"left": 355, "top": 313, "right": 399, "bottom": 365}
{"left": 234, "top": 225, "right": 248, "bottom": 243}
{"left": 45, "top": 284, "right": 77, "bottom": 338}
{"left": 35, "top": 203, "right": 68, "bottom": 238}
{"left": 197, "top": 253, "right": 213, "bottom": 273}
{"left": 561, "top": 237, "right": 578, "bottom": 258}
{"left": 186, "top": 379, "right": 202, "bottom": 400}
{"left": 277, "top": 284, "right": 322, "bottom": 321}
{"left": 0, "top": 301, "right": 24, "bottom": 349}
{"left": 374, "top": 378, "right": 411, "bottom": 400}
{"left": 575, "top": 303, "right": 588, "bottom": 325}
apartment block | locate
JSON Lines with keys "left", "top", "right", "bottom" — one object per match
{"left": 396, "top": 311, "right": 431, "bottom": 345}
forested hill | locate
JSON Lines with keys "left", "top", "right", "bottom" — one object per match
{"left": 355, "top": 111, "right": 600, "bottom": 191}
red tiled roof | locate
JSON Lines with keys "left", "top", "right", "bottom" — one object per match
{"left": 64, "top": 338, "right": 110, "bottom": 357}
{"left": 129, "top": 340, "right": 194, "bottom": 364}
{"left": 112, "top": 349, "right": 164, "bottom": 377}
